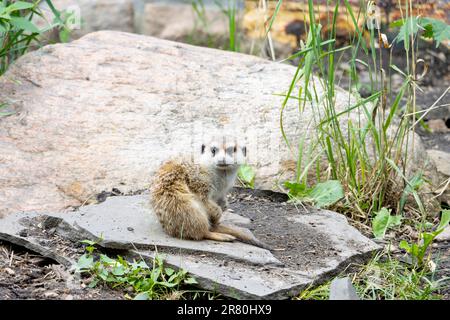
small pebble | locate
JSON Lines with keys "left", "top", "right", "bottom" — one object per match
{"left": 44, "top": 292, "right": 59, "bottom": 298}
{"left": 19, "top": 230, "right": 28, "bottom": 237}
{"left": 4, "top": 267, "right": 15, "bottom": 275}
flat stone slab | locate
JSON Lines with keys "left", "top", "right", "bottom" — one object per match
{"left": 52, "top": 195, "right": 281, "bottom": 266}
{"left": 0, "top": 191, "right": 380, "bottom": 299}
{"left": 0, "top": 212, "right": 86, "bottom": 267}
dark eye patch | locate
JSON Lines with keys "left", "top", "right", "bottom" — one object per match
{"left": 211, "top": 147, "right": 218, "bottom": 156}
{"left": 226, "top": 146, "right": 235, "bottom": 155}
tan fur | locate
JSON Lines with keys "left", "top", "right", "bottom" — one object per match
{"left": 150, "top": 147, "right": 270, "bottom": 250}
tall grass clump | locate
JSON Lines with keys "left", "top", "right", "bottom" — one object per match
{"left": 297, "top": 249, "right": 444, "bottom": 300}
{"left": 211, "top": 0, "right": 240, "bottom": 52}
{"left": 0, "top": 0, "right": 63, "bottom": 76}
{"left": 280, "top": 0, "right": 447, "bottom": 231}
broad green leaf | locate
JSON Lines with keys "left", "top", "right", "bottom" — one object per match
{"left": 238, "top": 164, "right": 255, "bottom": 189}
{"left": 0, "top": 22, "right": 7, "bottom": 33}
{"left": 390, "top": 216, "right": 402, "bottom": 229}
{"left": 131, "top": 260, "right": 149, "bottom": 270}
{"left": 372, "top": 208, "right": 390, "bottom": 239}
{"left": 392, "top": 16, "right": 450, "bottom": 48}
{"left": 76, "top": 254, "right": 94, "bottom": 270}
{"left": 410, "top": 243, "right": 420, "bottom": 260}
{"left": 422, "top": 23, "right": 434, "bottom": 39}
{"left": 372, "top": 208, "right": 402, "bottom": 239}
{"left": 112, "top": 265, "right": 125, "bottom": 276}
{"left": 59, "top": 28, "right": 70, "bottom": 43}
{"left": 184, "top": 277, "right": 198, "bottom": 284}
{"left": 88, "top": 278, "right": 99, "bottom": 288}
{"left": 167, "top": 273, "right": 179, "bottom": 283}
{"left": 165, "top": 268, "right": 174, "bottom": 276}
{"left": 389, "top": 19, "right": 405, "bottom": 28}
{"left": 151, "top": 268, "right": 161, "bottom": 282}
{"left": 100, "top": 254, "right": 116, "bottom": 265}
{"left": 421, "top": 232, "right": 435, "bottom": 251}
{"left": 394, "top": 17, "right": 421, "bottom": 46}
{"left": 399, "top": 240, "right": 411, "bottom": 252}
{"left": 5, "top": 1, "right": 34, "bottom": 13}
{"left": 307, "top": 180, "right": 344, "bottom": 208}
{"left": 98, "top": 268, "right": 108, "bottom": 280}
{"left": 436, "top": 209, "right": 450, "bottom": 233}
{"left": 420, "top": 18, "right": 450, "bottom": 47}
{"left": 9, "top": 16, "right": 39, "bottom": 33}
{"left": 284, "top": 181, "right": 308, "bottom": 197}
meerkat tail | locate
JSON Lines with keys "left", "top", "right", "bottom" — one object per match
{"left": 204, "top": 231, "right": 236, "bottom": 242}
{"left": 212, "top": 224, "right": 272, "bottom": 250}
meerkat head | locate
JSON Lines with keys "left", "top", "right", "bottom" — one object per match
{"left": 199, "top": 135, "right": 246, "bottom": 171}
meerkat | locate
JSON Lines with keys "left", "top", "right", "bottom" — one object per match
{"left": 149, "top": 135, "right": 270, "bottom": 250}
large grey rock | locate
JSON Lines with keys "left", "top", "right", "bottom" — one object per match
{"left": 0, "top": 31, "right": 441, "bottom": 217}
{"left": 0, "top": 194, "right": 380, "bottom": 299}
{"left": 436, "top": 225, "right": 450, "bottom": 242}
{"left": 427, "top": 150, "right": 450, "bottom": 177}
{"left": 427, "top": 150, "right": 450, "bottom": 205}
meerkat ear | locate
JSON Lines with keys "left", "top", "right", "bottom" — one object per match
{"left": 242, "top": 146, "right": 247, "bottom": 157}
{"left": 201, "top": 144, "right": 206, "bottom": 154}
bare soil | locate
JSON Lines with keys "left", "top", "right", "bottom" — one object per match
{"left": 228, "top": 189, "right": 337, "bottom": 270}
{"left": 0, "top": 242, "right": 123, "bottom": 300}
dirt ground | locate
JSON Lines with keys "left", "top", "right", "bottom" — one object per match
{"left": 0, "top": 242, "right": 124, "bottom": 300}
{"left": 432, "top": 242, "right": 450, "bottom": 300}
{"left": 228, "top": 189, "right": 337, "bottom": 270}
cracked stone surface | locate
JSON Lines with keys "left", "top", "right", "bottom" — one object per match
{"left": 0, "top": 193, "right": 380, "bottom": 299}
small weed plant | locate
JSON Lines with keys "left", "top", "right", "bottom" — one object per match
{"left": 73, "top": 239, "right": 200, "bottom": 300}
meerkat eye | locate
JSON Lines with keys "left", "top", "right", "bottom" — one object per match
{"left": 211, "top": 147, "right": 218, "bottom": 156}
